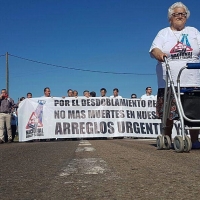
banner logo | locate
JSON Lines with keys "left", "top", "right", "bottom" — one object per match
{"left": 170, "top": 34, "right": 193, "bottom": 59}
{"left": 26, "top": 100, "right": 46, "bottom": 138}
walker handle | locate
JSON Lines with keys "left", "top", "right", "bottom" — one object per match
{"left": 187, "top": 63, "right": 200, "bottom": 69}
{"left": 163, "top": 56, "right": 168, "bottom": 64}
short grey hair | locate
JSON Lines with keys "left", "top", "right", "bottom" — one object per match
{"left": 168, "top": 2, "right": 190, "bottom": 19}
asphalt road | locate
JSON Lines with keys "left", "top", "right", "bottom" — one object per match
{"left": 0, "top": 139, "right": 200, "bottom": 200}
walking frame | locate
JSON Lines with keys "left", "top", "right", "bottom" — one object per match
{"left": 156, "top": 57, "right": 200, "bottom": 152}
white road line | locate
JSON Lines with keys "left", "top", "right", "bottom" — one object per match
{"left": 75, "top": 147, "right": 96, "bottom": 152}
{"left": 59, "top": 158, "right": 108, "bottom": 176}
{"left": 58, "top": 140, "right": 120, "bottom": 182}
{"left": 84, "top": 147, "right": 95, "bottom": 152}
{"left": 78, "top": 143, "right": 92, "bottom": 146}
{"left": 79, "top": 140, "right": 90, "bottom": 144}
{"left": 78, "top": 140, "right": 92, "bottom": 146}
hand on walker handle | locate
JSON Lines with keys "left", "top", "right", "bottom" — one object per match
{"left": 151, "top": 48, "right": 167, "bottom": 62}
{"left": 158, "top": 53, "right": 168, "bottom": 62}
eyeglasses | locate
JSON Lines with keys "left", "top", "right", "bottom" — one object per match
{"left": 172, "top": 12, "right": 187, "bottom": 17}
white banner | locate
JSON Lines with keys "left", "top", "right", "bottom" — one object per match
{"left": 18, "top": 97, "right": 183, "bottom": 142}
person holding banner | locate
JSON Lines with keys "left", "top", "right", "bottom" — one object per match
{"left": 43, "top": 87, "right": 51, "bottom": 97}
{"left": 149, "top": 2, "right": 200, "bottom": 148}
{"left": 83, "top": 90, "right": 90, "bottom": 98}
{"left": 27, "top": 92, "right": 32, "bottom": 98}
{"left": 110, "top": 88, "right": 122, "bottom": 98}
{"left": 73, "top": 90, "right": 78, "bottom": 98}
{"left": 43, "top": 87, "right": 53, "bottom": 141}
{"left": 11, "top": 108, "right": 18, "bottom": 142}
{"left": 131, "top": 94, "right": 137, "bottom": 99}
{"left": 63, "top": 89, "right": 74, "bottom": 98}
{"left": 141, "top": 87, "right": 154, "bottom": 99}
{"left": 90, "top": 91, "right": 96, "bottom": 97}
{"left": 67, "top": 89, "right": 74, "bottom": 97}
{"left": 100, "top": 88, "right": 107, "bottom": 97}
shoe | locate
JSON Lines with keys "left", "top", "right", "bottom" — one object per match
{"left": 0, "top": 139, "right": 5, "bottom": 144}
{"left": 192, "top": 141, "right": 200, "bottom": 149}
{"left": 8, "top": 139, "right": 12, "bottom": 143}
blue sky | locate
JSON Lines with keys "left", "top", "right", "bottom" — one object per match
{"left": 0, "top": 0, "right": 200, "bottom": 101}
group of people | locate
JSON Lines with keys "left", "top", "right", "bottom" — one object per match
{"left": 0, "top": 86, "right": 153, "bottom": 144}
{"left": 43, "top": 87, "right": 136, "bottom": 99}
{"left": 18, "top": 88, "right": 132, "bottom": 99}
{"left": 1, "top": 2, "right": 200, "bottom": 149}
{"left": 18, "top": 87, "right": 143, "bottom": 99}
{"left": 0, "top": 90, "right": 34, "bottom": 143}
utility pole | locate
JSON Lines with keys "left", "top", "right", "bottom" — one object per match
{"left": 6, "top": 52, "right": 9, "bottom": 94}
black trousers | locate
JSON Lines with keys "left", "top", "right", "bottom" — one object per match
{"left": 11, "top": 125, "right": 17, "bottom": 142}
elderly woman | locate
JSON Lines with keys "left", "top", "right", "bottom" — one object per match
{"left": 150, "top": 2, "right": 200, "bottom": 148}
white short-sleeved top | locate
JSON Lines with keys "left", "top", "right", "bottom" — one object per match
{"left": 150, "top": 26, "right": 200, "bottom": 88}
{"left": 141, "top": 94, "right": 155, "bottom": 99}
{"left": 110, "top": 95, "right": 122, "bottom": 98}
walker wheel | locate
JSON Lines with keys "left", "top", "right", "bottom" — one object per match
{"left": 156, "top": 135, "right": 164, "bottom": 150}
{"left": 184, "top": 135, "right": 192, "bottom": 152}
{"left": 163, "top": 135, "right": 171, "bottom": 150}
{"left": 174, "top": 136, "right": 184, "bottom": 153}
